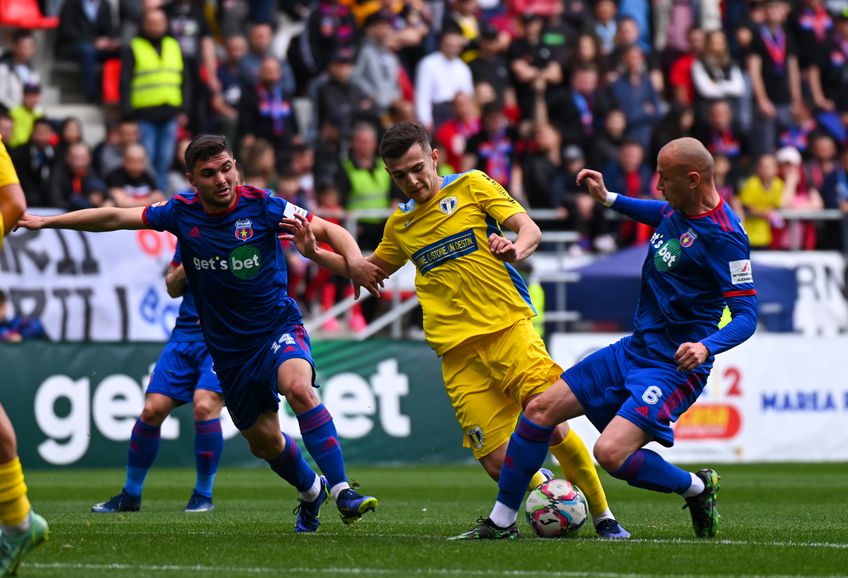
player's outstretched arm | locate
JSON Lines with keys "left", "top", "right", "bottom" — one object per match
{"left": 492, "top": 212, "right": 541, "bottom": 263}
{"left": 280, "top": 213, "right": 388, "bottom": 298}
{"left": 16, "top": 206, "right": 149, "bottom": 232}
{"left": 575, "top": 169, "right": 612, "bottom": 204}
{"left": 0, "top": 183, "right": 26, "bottom": 243}
{"left": 576, "top": 167, "right": 666, "bottom": 227}
{"left": 280, "top": 213, "right": 351, "bottom": 277}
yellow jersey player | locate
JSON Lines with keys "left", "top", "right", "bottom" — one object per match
{"left": 282, "top": 121, "right": 628, "bottom": 540}
{"left": 0, "top": 136, "right": 49, "bottom": 572}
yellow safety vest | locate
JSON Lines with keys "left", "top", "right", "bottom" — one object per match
{"left": 342, "top": 158, "right": 392, "bottom": 223}
{"left": 130, "top": 36, "right": 183, "bottom": 110}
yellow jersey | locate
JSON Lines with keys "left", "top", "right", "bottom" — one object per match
{"left": 0, "top": 136, "right": 18, "bottom": 189}
{"left": 375, "top": 170, "right": 536, "bottom": 355}
{"left": 0, "top": 136, "right": 21, "bottom": 244}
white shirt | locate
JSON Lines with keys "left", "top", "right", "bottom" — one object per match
{"left": 414, "top": 52, "right": 473, "bottom": 129}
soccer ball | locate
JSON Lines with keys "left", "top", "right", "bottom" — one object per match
{"left": 524, "top": 479, "right": 589, "bottom": 538}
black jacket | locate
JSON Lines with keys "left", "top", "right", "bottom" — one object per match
{"left": 56, "top": 0, "right": 117, "bottom": 53}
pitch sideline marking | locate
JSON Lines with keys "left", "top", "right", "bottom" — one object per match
{"left": 27, "top": 563, "right": 846, "bottom": 578}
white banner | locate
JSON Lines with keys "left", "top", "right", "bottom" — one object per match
{"left": 1, "top": 226, "right": 178, "bottom": 341}
{"left": 550, "top": 333, "right": 848, "bottom": 463}
{"left": 751, "top": 251, "right": 848, "bottom": 336}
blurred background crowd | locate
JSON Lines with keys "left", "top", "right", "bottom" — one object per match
{"left": 2, "top": 0, "right": 848, "bottom": 287}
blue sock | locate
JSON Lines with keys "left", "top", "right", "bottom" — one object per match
{"left": 125, "top": 418, "right": 161, "bottom": 498}
{"left": 611, "top": 449, "right": 692, "bottom": 493}
{"left": 297, "top": 404, "right": 347, "bottom": 488}
{"left": 194, "top": 419, "right": 223, "bottom": 498}
{"left": 267, "top": 433, "right": 317, "bottom": 492}
{"left": 496, "top": 415, "right": 554, "bottom": 511}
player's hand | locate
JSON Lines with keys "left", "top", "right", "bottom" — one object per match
{"left": 488, "top": 233, "right": 519, "bottom": 262}
{"left": 278, "top": 212, "right": 317, "bottom": 257}
{"left": 575, "top": 169, "right": 609, "bottom": 204}
{"left": 674, "top": 342, "right": 710, "bottom": 372}
{"left": 349, "top": 257, "right": 386, "bottom": 299}
{"left": 14, "top": 213, "right": 48, "bottom": 231}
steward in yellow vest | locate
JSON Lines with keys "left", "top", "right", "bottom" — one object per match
{"left": 337, "top": 123, "right": 396, "bottom": 249}
{"left": 121, "top": 11, "right": 184, "bottom": 123}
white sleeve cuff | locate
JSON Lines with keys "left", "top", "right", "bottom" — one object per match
{"left": 602, "top": 192, "right": 618, "bottom": 207}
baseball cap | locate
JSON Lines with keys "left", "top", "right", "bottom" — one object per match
{"left": 776, "top": 146, "right": 802, "bottom": 165}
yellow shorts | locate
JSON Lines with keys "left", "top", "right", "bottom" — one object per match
{"left": 441, "top": 318, "right": 563, "bottom": 459}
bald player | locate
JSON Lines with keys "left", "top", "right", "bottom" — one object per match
{"left": 455, "top": 137, "right": 758, "bottom": 539}
{"left": 0, "top": 136, "right": 48, "bottom": 574}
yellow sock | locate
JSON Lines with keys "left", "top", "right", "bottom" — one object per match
{"left": 528, "top": 470, "right": 547, "bottom": 490}
{"left": 0, "top": 457, "right": 30, "bottom": 527}
{"left": 549, "top": 429, "right": 609, "bottom": 517}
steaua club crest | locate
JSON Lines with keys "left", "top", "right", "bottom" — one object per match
{"left": 679, "top": 228, "right": 698, "bottom": 248}
{"left": 234, "top": 218, "right": 254, "bottom": 241}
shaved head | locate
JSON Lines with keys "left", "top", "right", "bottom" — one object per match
{"left": 655, "top": 137, "right": 720, "bottom": 214}
{"left": 659, "top": 137, "right": 714, "bottom": 180}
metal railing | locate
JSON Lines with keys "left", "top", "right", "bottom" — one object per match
{"left": 309, "top": 207, "right": 848, "bottom": 338}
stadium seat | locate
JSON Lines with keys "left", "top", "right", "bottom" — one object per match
{"left": 0, "top": 0, "right": 59, "bottom": 28}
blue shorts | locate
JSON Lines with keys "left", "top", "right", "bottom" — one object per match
{"left": 562, "top": 336, "right": 707, "bottom": 447}
{"left": 147, "top": 340, "right": 222, "bottom": 405}
{"left": 215, "top": 324, "right": 315, "bottom": 431}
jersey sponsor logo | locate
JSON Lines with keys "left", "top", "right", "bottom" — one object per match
{"left": 729, "top": 259, "right": 753, "bottom": 284}
{"left": 653, "top": 239, "right": 681, "bottom": 272}
{"left": 228, "top": 245, "right": 261, "bottom": 279}
{"left": 190, "top": 245, "right": 262, "bottom": 279}
{"left": 466, "top": 425, "right": 485, "bottom": 449}
{"left": 679, "top": 228, "right": 698, "bottom": 248}
{"left": 439, "top": 195, "right": 458, "bottom": 215}
{"left": 411, "top": 229, "right": 478, "bottom": 274}
{"left": 234, "top": 218, "right": 253, "bottom": 241}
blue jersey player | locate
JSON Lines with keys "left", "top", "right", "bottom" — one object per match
{"left": 92, "top": 243, "right": 225, "bottom": 514}
{"left": 455, "top": 137, "right": 758, "bottom": 540}
{"left": 18, "top": 135, "right": 387, "bottom": 533}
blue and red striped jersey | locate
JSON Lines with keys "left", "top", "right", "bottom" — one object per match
{"left": 611, "top": 196, "right": 757, "bottom": 369}
{"left": 143, "top": 185, "right": 311, "bottom": 368}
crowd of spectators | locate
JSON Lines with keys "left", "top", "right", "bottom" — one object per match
{"left": 3, "top": 0, "right": 848, "bottom": 262}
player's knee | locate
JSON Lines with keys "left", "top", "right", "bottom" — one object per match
{"left": 282, "top": 381, "right": 319, "bottom": 414}
{"left": 524, "top": 396, "right": 558, "bottom": 428}
{"left": 193, "top": 399, "right": 220, "bottom": 421}
{"left": 139, "top": 404, "right": 168, "bottom": 425}
{"left": 593, "top": 440, "right": 626, "bottom": 473}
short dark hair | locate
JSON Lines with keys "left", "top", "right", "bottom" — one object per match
{"left": 379, "top": 121, "right": 430, "bottom": 161}
{"left": 185, "top": 135, "right": 232, "bottom": 173}
{"left": 12, "top": 29, "right": 33, "bottom": 44}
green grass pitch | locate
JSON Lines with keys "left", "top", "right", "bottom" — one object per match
{"left": 19, "top": 463, "right": 848, "bottom": 577}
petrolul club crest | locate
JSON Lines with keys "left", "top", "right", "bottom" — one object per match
{"left": 439, "top": 196, "right": 458, "bottom": 215}
{"left": 234, "top": 218, "right": 254, "bottom": 241}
